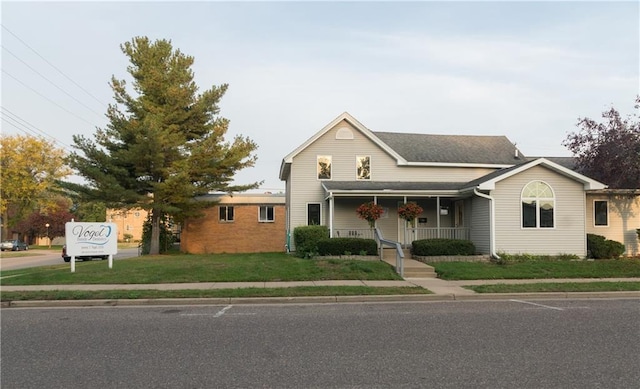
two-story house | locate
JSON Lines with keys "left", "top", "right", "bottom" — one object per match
{"left": 280, "top": 112, "right": 640, "bottom": 257}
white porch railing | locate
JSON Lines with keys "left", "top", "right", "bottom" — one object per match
{"left": 413, "top": 227, "right": 470, "bottom": 241}
{"left": 334, "top": 228, "right": 375, "bottom": 240}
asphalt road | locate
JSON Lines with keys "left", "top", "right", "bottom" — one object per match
{"left": 2, "top": 299, "right": 639, "bottom": 388}
{"left": 0, "top": 247, "right": 140, "bottom": 271}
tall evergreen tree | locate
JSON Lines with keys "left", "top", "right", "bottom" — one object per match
{"left": 63, "top": 37, "right": 260, "bottom": 254}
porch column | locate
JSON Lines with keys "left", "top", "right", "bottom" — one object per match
{"left": 329, "top": 195, "right": 334, "bottom": 238}
{"left": 436, "top": 196, "right": 441, "bottom": 238}
{"left": 373, "top": 196, "right": 378, "bottom": 230}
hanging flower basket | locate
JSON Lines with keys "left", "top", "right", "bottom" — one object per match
{"left": 356, "top": 202, "right": 384, "bottom": 229}
{"left": 398, "top": 202, "right": 423, "bottom": 224}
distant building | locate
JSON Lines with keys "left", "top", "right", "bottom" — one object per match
{"left": 180, "top": 193, "right": 286, "bottom": 254}
{"left": 106, "top": 208, "right": 149, "bottom": 242}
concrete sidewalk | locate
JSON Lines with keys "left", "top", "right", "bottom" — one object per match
{"left": 2, "top": 277, "right": 639, "bottom": 296}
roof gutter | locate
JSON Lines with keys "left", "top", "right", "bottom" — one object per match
{"left": 473, "top": 188, "right": 500, "bottom": 260}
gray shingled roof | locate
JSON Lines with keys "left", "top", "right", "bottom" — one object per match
{"left": 323, "top": 181, "right": 467, "bottom": 191}
{"left": 373, "top": 131, "right": 525, "bottom": 165}
{"left": 462, "top": 160, "right": 534, "bottom": 189}
{"left": 528, "top": 156, "right": 576, "bottom": 170}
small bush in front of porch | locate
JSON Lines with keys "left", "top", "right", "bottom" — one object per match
{"left": 587, "top": 233, "right": 625, "bottom": 259}
{"left": 293, "top": 225, "right": 330, "bottom": 258}
{"left": 317, "top": 238, "right": 377, "bottom": 256}
{"left": 412, "top": 239, "right": 475, "bottom": 256}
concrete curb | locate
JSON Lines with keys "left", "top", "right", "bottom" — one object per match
{"left": 3, "top": 291, "right": 639, "bottom": 308}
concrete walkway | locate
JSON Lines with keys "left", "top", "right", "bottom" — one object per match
{"left": 2, "top": 277, "right": 639, "bottom": 296}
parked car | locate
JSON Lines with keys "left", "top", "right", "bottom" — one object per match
{"left": 1, "top": 240, "right": 29, "bottom": 251}
{"left": 61, "top": 245, "right": 108, "bottom": 262}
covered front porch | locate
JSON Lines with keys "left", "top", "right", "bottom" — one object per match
{"left": 322, "top": 182, "right": 472, "bottom": 248}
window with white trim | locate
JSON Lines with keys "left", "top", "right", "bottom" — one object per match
{"left": 317, "top": 156, "right": 332, "bottom": 180}
{"left": 522, "top": 181, "right": 555, "bottom": 228}
{"left": 356, "top": 155, "right": 370, "bottom": 180}
{"left": 219, "top": 206, "right": 234, "bottom": 222}
{"left": 594, "top": 200, "right": 608, "bottom": 226}
{"left": 307, "top": 203, "right": 321, "bottom": 225}
{"left": 259, "top": 206, "right": 275, "bottom": 222}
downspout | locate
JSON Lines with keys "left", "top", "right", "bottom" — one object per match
{"left": 473, "top": 188, "right": 500, "bottom": 260}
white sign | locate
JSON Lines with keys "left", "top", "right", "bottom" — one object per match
{"left": 65, "top": 222, "right": 118, "bottom": 255}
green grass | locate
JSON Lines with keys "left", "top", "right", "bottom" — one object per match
{"left": 0, "top": 252, "right": 402, "bottom": 285}
{"left": 1, "top": 286, "right": 429, "bottom": 301}
{"left": 430, "top": 260, "right": 640, "bottom": 280}
{"left": 0, "top": 251, "right": 41, "bottom": 259}
{"left": 466, "top": 282, "right": 640, "bottom": 293}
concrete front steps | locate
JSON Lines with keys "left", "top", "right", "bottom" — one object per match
{"left": 382, "top": 248, "right": 437, "bottom": 278}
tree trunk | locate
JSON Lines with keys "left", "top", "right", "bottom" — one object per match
{"left": 149, "top": 209, "right": 161, "bottom": 255}
{"left": 1, "top": 211, "right": 10, "bottom": 240}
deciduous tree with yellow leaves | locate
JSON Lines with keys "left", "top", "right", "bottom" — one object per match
{"left": 0, "top": 135, "right": 70, "bottom": 239}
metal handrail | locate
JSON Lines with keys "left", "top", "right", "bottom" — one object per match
{"left": 374, "top": 228, "right": 404, "bottom": 277}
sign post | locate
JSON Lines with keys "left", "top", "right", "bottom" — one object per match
{"left": 65, "top": 222, "right": 118, "bottom": 273}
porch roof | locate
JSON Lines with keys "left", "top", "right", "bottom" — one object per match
{"left": 322, "top": 181, "right": 468, "bottom": 196}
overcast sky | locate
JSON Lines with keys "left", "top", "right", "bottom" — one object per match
{"left": 2, "top": 1, "right": 638, "bottom": 192}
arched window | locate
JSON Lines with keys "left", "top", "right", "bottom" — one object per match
{"left": 521, "top": 181, "right": 555, "bottom": 228}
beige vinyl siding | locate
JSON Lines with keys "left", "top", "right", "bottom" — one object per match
{"left": 333, "top": 198, "right": 374, "bottom": 232}
{"left": 586, "top": 194, "right": 640, "bottom": 256}
{"left": 492, "top": 165, "right": 587, "bottom": 256}
{"left": 470, "top": 196, "right": 490, "bottom": 254}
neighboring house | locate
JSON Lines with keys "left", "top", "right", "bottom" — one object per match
{"left": 107, "top": 208, "right": 149, "bottom": 242}
{"left": 180, "top": 193, "right": 286, "bottom": 254}
{"left": 585, "top": 190, "right": 640, "bottom": 256}
{"left": 280, "top": 112, "right": 639, "bottom": 257}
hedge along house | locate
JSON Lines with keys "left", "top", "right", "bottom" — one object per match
{"left": 279, "top": 112, "right": 620, "bottom": 258}
{"left": 180, "top": 193, "right": 286, "bottom": 254}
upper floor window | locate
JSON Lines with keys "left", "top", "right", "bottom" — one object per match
{"left": 219, "top": 206, "right": 234, "bottom": 222}
{"left": 356, "top": 156, "right": 370, "bottom": 180}
{"left": 317, "top": 156, "right": 332, "bottom": 180}
{"left": 594, "top": 200, "right": 608, "bottom": 226}
{"left": 521, "top": 181, "right": 554, "bottom": 228}
{"left": 259, "top": 206, "right": 275, "bottom": 222}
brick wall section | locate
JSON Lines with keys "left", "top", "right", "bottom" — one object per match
{"left": 181, "top": 204, "right": 286, "bottom": 254}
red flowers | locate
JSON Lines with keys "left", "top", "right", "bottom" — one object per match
{"left": 398, "top": 202, "right": 423, "bottom": 221}
{"left": 356, "top": 202, "right": 384, "bottom": 228}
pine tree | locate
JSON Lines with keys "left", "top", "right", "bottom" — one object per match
{"left": 64, "top": 37, "right": 260, "bottom": 254}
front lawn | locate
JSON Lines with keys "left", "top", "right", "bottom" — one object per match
{"left": 431, "top": 259, "right": 640, "bottom": 280}
{"left": 0, "top": 252, "right": 402, "bottom": 285}
{"left": 1, "top": 286, "right": 429, "bottom": 301}
{"left": 466, "top": 282, "right": 640, "bottom": 293}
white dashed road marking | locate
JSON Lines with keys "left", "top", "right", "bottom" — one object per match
{"left": 510, "top": 299, "right": 564, "bottom": 311}
{"left": 179, "top": 305, "right": 234, "bottom": 317}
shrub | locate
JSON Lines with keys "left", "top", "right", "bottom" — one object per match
{"left": 494, "top": 252, "right": 580, "bottom": 262}
{"left": 293, "top": 225, "right": 329, "bottom": 258}
{"left": 412, "top": 239, "right": 475, "bottom": 256}
{"left": 316, "top": 238, "right": 377, "bottom": 256}
{"left": 587, "top": 233, "right": 625, "bottom": 259}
